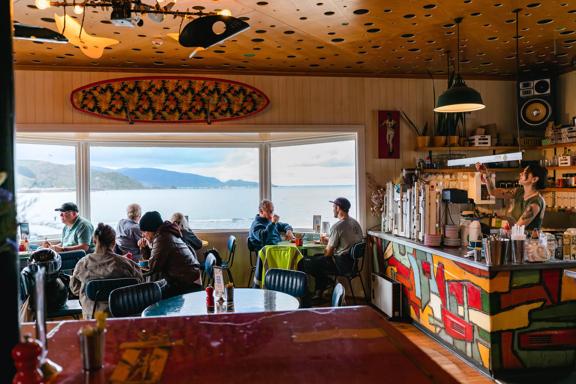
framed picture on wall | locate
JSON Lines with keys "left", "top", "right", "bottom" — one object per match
{"left": 378, "top": 110, "right": 400, "bottom": 159}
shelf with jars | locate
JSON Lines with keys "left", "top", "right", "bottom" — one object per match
{"left": 421, "top": 167, "right": 520, "bottom": 174}
{"left": 415, "top": 145, "right": 533, "bottom": 152}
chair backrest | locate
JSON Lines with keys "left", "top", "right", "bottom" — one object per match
{"left": 264, "top": 268, "right": 308, "bottom": 299}
{"left": 246, "top": 238, "right": 258, "bottom": 268}
{"left": 108, "top": 282, "right": 162, "bottom": 317}
{"left": 225, "top": 235, "right": 237, "bottom": 267}
{"left": 59, "top": 250, "right": 86, "bottom": 273}
{"left": 331, "top": 283, "right": 345, "bottom": 307}
{"left": 349, "top": 241, "right": 366, "bottom": 275}
{"left": 85, "top": 277, "right": 140, "bottom": 318}
{"left": 203, "top": 253, "right": 217, "bottom": 286}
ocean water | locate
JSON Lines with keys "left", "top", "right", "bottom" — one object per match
{"left": 17, "top": 186, "right": 356, "bottom": 239}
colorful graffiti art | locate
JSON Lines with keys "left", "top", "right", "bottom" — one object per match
{"left": 369, "top": 235, "right": 576, "bottom": 375}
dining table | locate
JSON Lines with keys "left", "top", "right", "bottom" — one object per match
{"left": 18, "top": 306, "right": 461, "bottom": 383}
{"left": 141, "top": 288, "right": 300, "bottom": 317}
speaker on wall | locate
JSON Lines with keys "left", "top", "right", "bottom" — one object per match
{"left": 517, "top": 77, "right": 556, "bottom": 131}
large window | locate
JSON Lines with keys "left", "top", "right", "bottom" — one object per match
{"left": 271, "top": 139, "right": 357, "bottom": 229}
{"left": 15, "top": 143, "right": 77, "bottom": 240}
{"left": 90, "top": 146, "right": 259, "bottom": 230}
{"left": 14, "top": 133, "right": 360, "bottom": 233}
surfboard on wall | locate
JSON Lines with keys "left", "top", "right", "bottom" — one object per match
{"left": 70, "top": 76, "right": 270, "bottom": 123}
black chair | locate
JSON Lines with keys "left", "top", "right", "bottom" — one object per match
{"left": 220, "top": 235, "right": 236, "bottom": 284}
{"left": 108, "top": 282, "right": 162, "bottom": 318}
{"left": 20, "top": 268, "right": 83, "bottom": 320}
{"left": 84, "top": 277, "right": 140, "bottom": 319}
{"left": 331, "top": 282, "right": 345, "bottom": 307}
{"left": 59, "top": 250, "right": 86, "bottom": 274}
{"left": 203, "top": 252, "right": 217, "bottom": 288}
{"left": 246, "top": 238, "right": 258, "bottom": 288}
{"left": 333, "top": 241, "right": 367, "bottom": 305}
{"left": 264, "top": 268, "right": 307, "bottom": 302}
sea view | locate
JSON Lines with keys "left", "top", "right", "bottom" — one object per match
{"left": 17, "top": 185, "right": 356, "bottom": 239}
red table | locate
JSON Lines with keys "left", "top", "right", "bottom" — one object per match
{"left": 34, "top": 306, "right": 459, "bottom": 383}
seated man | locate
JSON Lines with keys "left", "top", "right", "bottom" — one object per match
{"left": 116, "top": 203, "right": 143, "bottom": 259}
{"left": 43, "top": 202, "right": 94, "bottom": 253}
{"left": 248, "top": 199, "right": 295, "bottom": 251}
{"left": 171, "top": 212, "right": 203, "bottom": 252}
{"left": 138, "top": 211, "right": 202, "bottom": 299}
{"left": 303, "top": 197, "right": 363, "bottom": 300}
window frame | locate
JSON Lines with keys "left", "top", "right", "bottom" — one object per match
{"left": 15, "top": 129, "right": 364, "bottom": 234}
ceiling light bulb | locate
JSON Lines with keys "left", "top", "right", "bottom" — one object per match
{"left": 35, "top": 0, "right": 51, "bottom": 10}
{"left": 218, "top": 9, "right": 232, "bottom": 17}
{"left": 73, "top": 5, "right": 84, "bottom": 15}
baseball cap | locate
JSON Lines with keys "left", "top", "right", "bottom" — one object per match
{"left": 329, "top": 197, "right": 351, "bottom": 212}
{"left": 54, "top": 202, "right": 79, "bottom": 212}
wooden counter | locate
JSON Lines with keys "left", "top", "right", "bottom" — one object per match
{"left": 369, "top": 231, "right": 576, "bottom": 378}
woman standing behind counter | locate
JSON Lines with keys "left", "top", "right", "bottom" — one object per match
{"left": 475, "top": 163, "right": 548, "bottom": 230}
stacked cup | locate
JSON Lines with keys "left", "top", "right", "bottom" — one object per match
{"left": 424, "top": 234, "right": 442, "bottom": 247}
{"left": 443, "top": 224, "right": 461, "bottom": 247}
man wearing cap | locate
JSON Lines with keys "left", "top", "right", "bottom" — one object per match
{"left": 304, "top": 197, "right": 363, "bottom": 300}
{"left": 42, "top": 202, "right": 94, "bottom": 252}
{"left": 138, "top": 211, "right": 202, "bottom": 299}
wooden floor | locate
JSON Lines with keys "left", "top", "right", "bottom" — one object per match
{"left": 389, "top": 321, "right": 496, "bottom": 384}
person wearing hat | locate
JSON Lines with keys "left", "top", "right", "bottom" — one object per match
{"left": 138, "top": 211, "right": 202, "bottom": 299}
{"left": 304, "top": 197, "right": 363, "bottom": 300}
{"left": 42, "top": 202, "right": 94, "bottom": 252}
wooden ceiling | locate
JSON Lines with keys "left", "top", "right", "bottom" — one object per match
{"left": 12, "top": 0, "right": 576, "bottom": 78}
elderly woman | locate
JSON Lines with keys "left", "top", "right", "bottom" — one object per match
{"left": 70, "top": 223, "right": 143, "bottom": 319}
{"left": 171, "top": 212, "right": 203, "bottom": 252}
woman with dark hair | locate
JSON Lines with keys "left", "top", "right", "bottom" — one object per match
{"left": 476, "top": 163, "right": 548, "bottom": 230}
{"left": 70, "top": 223, "right": 143, "bottom": 319}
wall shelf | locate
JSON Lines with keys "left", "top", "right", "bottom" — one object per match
{"left": 547, "top": 166, "right": 576, "bottom": 171}
{"left": 542, "top": 187, "right": 576, "bottom": 192}
{"left": 416, "top": 146, "right": 533, "bottom": 152}
{"left": 422, "top": 168, "right": 520, "bottom": 174}
{"left": 538, "top": 142, "right": 576, "bottom": 149}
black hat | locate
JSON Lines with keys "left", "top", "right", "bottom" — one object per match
{"left": 54, "top": 202, "right": 78, "bottom": 212}
{"left": 329, "top": 197, "right": 351, "bottom": 212}
{"left": 139, "top": 211, "right": 163, "bottom": 232}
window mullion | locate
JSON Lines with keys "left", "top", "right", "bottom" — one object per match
{"left": 77, "top": 142, "right": 90, "bottom": 220}
{"left": 260, "top": 142, "right": 271, "bottom": 200}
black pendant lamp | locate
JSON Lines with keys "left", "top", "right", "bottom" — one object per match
{"left": 434, "top": 17, "right": 485, "bottom": 113}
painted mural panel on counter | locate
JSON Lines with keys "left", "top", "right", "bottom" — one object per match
{"left": 370, "top": 235, "right": 576, "bottom": 374}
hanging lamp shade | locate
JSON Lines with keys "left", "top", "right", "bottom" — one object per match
{"left": 434, "top": 74, "right": 485, "bottom": 112}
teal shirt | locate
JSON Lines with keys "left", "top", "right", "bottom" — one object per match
{"left": 62, "top": 216, "right": 94, "bottom": 249}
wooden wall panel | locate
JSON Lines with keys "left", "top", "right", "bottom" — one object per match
{"left": 558, "top": 71, "right": 576, "bottom": 124}
{"left": 15, "top": 70, "right": 518, "bottom": 230}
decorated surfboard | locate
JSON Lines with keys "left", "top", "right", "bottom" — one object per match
{"left": 70, "top": 76, "right": 270, "bottom": 123}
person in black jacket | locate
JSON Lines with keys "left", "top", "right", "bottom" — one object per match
{"left": 139, "top": 211, "right": 202, "bottom": 299}
{"left": 170, "top": 212, "right": 203, "bottom": 252}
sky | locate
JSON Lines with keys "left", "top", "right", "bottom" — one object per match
{"left": 16, "top": 140, "right": 356, "bottom": 186}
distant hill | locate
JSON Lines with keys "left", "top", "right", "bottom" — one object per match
{"left": 16, "top": 160, "right": 257, "bottom": 190}
{"left": 117, "top": 168, "right": 257, "bottom": 188}
{"left": 17, "top": 160, "right": 144, "bottom": 190}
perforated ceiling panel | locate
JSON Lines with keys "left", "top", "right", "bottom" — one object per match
{"left": 12, "top": 0, "right": 576, "bottom": 77}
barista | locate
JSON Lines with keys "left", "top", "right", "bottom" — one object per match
{"left": 475, "top": 163, "right": 547, "bottom": 230}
